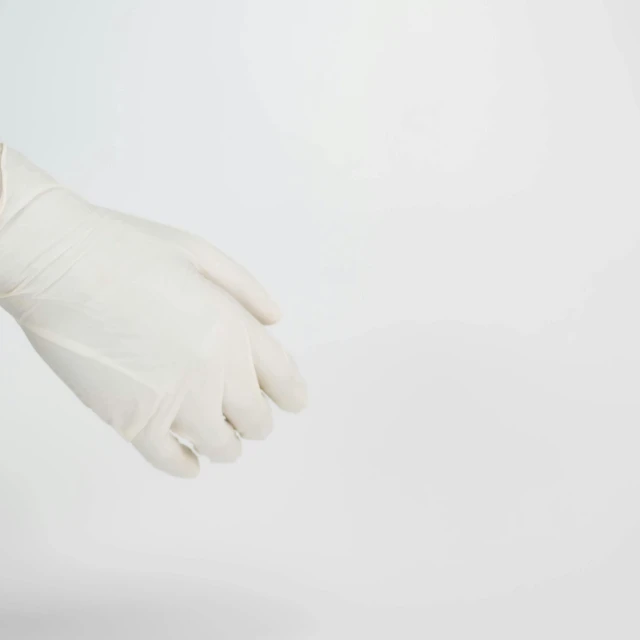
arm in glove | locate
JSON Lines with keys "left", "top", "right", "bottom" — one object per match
{"left": 0, "top": 144, "right": 307, "bottom": 478}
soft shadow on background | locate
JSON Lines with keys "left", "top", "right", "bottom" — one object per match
{"left": 0, "top": 572, "right": 315, "bottom": 640}
{"left": 2, "top": 248, "right": 640, "bottom": 637}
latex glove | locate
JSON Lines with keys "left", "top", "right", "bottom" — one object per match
{"left": 0, "top": 145, "right": 307, "bottom": 477}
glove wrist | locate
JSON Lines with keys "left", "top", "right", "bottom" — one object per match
{"left": 0, "top": 147, "right": 99, "bottom": 311}
{"left": 0, "top": 145, "right": 62, "bottom": 231}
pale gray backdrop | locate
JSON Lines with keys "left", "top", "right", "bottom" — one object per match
{"left": 1, "top": 1, "right": 640, "bottom": 638}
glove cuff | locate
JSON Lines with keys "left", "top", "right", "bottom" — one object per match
{"left": 0, "top": 145, "right": 61, "bottom": 233}
{"left": 0, "top": 147, "right": 99, "bottom": 307}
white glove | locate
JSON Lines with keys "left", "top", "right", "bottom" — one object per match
{"left": 0, "top": 145, "right": 307, "bottom": 477}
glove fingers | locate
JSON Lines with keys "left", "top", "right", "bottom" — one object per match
{"left": 132, "top": 430, "right": 200, "bottom": 479}
{"left": 172, "top": 366, "right": 242, "bottom": 462}
{"left": 173, "top": 417, "right": 241, "bottom": 463}
{"left": 196, "top": 278, "right": 306, "bottom": 415}
{"left": 130, "top": 380, "right": 201, "bottom": 478}
{"left": 101, "top": 209, "right": 281, "bottom": 324}
{"left": 245, "top": 316, "right": 308, "bottom": 413}
{"left": 191, "top": 243, "right": 282, "bottom": 326}
{"left": 222, "top": 325, "right": 274, "bottom": 440}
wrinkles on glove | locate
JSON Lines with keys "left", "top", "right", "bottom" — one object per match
{"left": 0, "top": 144, "right": 307, "bottom": 478}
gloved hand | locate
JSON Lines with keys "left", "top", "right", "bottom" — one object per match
{"left": 0, "top": 144, "right": 307, "bottom": 477}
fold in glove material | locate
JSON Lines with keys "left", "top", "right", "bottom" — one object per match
{"left": 0, "top": 146, "right": 306, "bottom": 476}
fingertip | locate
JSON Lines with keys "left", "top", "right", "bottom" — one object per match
{"left": 178, "top": 452, "right": 201, "bottom": 478}
{"left": 257, "top": 298, "right": 282, "bottom": 325}
{"left": 159, "top": 443, "right": 201, "bottom": 479}
{"left": 279, "top": 376, "right": 309, "bottom": 413}
{"left": 133, "top": 432, "right": 201, "bottom": 479}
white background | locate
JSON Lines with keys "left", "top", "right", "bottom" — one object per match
{"left": 1, "top": 1, "right": 640, "bottom": 637}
